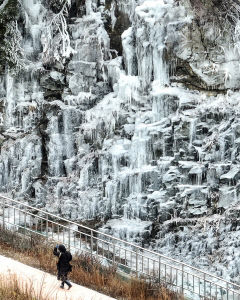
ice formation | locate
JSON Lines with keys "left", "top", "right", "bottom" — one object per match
{"left": 1, "top": 0, "right": 240, "bottom": 282}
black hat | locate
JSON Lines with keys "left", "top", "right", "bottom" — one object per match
{"left": 58, "top": 244, "right": 66, "bottom": 253}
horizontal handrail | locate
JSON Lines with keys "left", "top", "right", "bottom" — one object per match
{"left": 0, "top": 194, "right": 240, "bottom": 295}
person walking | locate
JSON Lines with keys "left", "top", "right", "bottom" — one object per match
{"left": 53, "top": 244, "right": 73, "bottom": 290}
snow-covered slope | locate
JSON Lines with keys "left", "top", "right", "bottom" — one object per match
{"left": 1, "top": 0, "right": 240, "bottom": 282}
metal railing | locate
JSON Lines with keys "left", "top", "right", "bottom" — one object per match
{"left": 0, "top": 194, "right": 239, "bottom": 299}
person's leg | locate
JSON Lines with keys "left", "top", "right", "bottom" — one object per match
{"left": 63, "top": 273, "right": 72, "bottom": 290}
{"left": 60, "top": 274, "right": 65, "bottom": 288}
{"left": 57, "top": 271, "right": 60, "bottom": 281}
{"left": 65, "top": 280, "right": 72, "bottom": 289}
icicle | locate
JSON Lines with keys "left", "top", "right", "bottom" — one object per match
{"left": 110, "top": 1, "right": 117, "bottom": 30}
{"left": 189, "top": 118, "right": 197, "bottom": 150}
{"left": 197, "top": 171, "right": 202, "bottom": 186}
{"left": 220, "top": 137, "right": 225, "bottom": 161}
{"left": 122, "top": 27, "right": 135, "bottom": 75}
{"left": 86, "top": 0, "right": 93, "bottom": 15}
{"left": 5, "top": 72, "right": 15, "bottom": 128}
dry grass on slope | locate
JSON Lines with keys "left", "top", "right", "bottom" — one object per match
{"left": 0, "top": 274, "right": 49, "bottom": 300}
{"left": 0, "top": 226, "right": 182, "bottom": 300}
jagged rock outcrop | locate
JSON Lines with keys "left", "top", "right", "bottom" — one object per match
{"left": 1, "top": 0, "right": 240, "bottom": 282}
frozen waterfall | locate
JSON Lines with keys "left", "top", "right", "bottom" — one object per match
{"left": 1, "top": 0, "right": 240, "bottom": 284}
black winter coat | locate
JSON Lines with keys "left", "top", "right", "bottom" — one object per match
{"left": 53, "top": 247, "right": 72, "bottom": 275}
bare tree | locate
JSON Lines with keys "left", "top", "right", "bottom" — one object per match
{"left": 42, "top": 0, "right": 75, "bottom": 65}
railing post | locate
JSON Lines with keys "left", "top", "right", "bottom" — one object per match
{"left": 182, "top": 264, "right": 184, "bottom": 294}
{"left": 204, "top": 273, "right": 206, "bottom": 299}
{"left": 90, "top": 230, "right": 93, "bottom": 260}
{"left": 46, "top": 214, "right": 48, "bottom": 240}
{"left": 2, "top": 198, "right": 5, "bottom": 229}
{"left": 136, "top": 249, "right": 138, "bottom": 278}
{"left": 68, "top": 222, "right": 71, "bottom": 250}
{"left": 158, "top": 257, "right": 161, "bottom": 283}
{"left": 14, "top": 207, "right": 16, "bottom": 229}
{"left": 227, "top": 282, "right": 229, "bottom": 300}
{"left": 24, "top": 207, "right": 26, "bottom": 236}
{"left": 113, "top": 244, "right": 116, "bottom": 265}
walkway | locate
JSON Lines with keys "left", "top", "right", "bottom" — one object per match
{"left": 0, "top": 255, "right": 115, "bottom": 300}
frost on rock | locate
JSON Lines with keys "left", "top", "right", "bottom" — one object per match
{"left": 2, "top": 0, "right": 240, "bottom": 283}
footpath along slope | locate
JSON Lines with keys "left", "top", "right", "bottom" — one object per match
{"left": 0, "top": 255, "right": 115, "bottom": 300}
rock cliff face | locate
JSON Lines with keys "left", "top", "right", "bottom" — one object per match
{"left": 1, "top": 0, "right": 240, "bottom": 281}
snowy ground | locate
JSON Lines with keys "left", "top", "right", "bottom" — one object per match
{"left": 0, "top": 255, "right": 115, "bottom": 300}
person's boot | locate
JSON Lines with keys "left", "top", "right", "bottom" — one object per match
{"left": 65, "top": 280, "right": 72, "bottom": 290}
{"left": 60, "top": 283, "right": 64, "bottom": 289}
